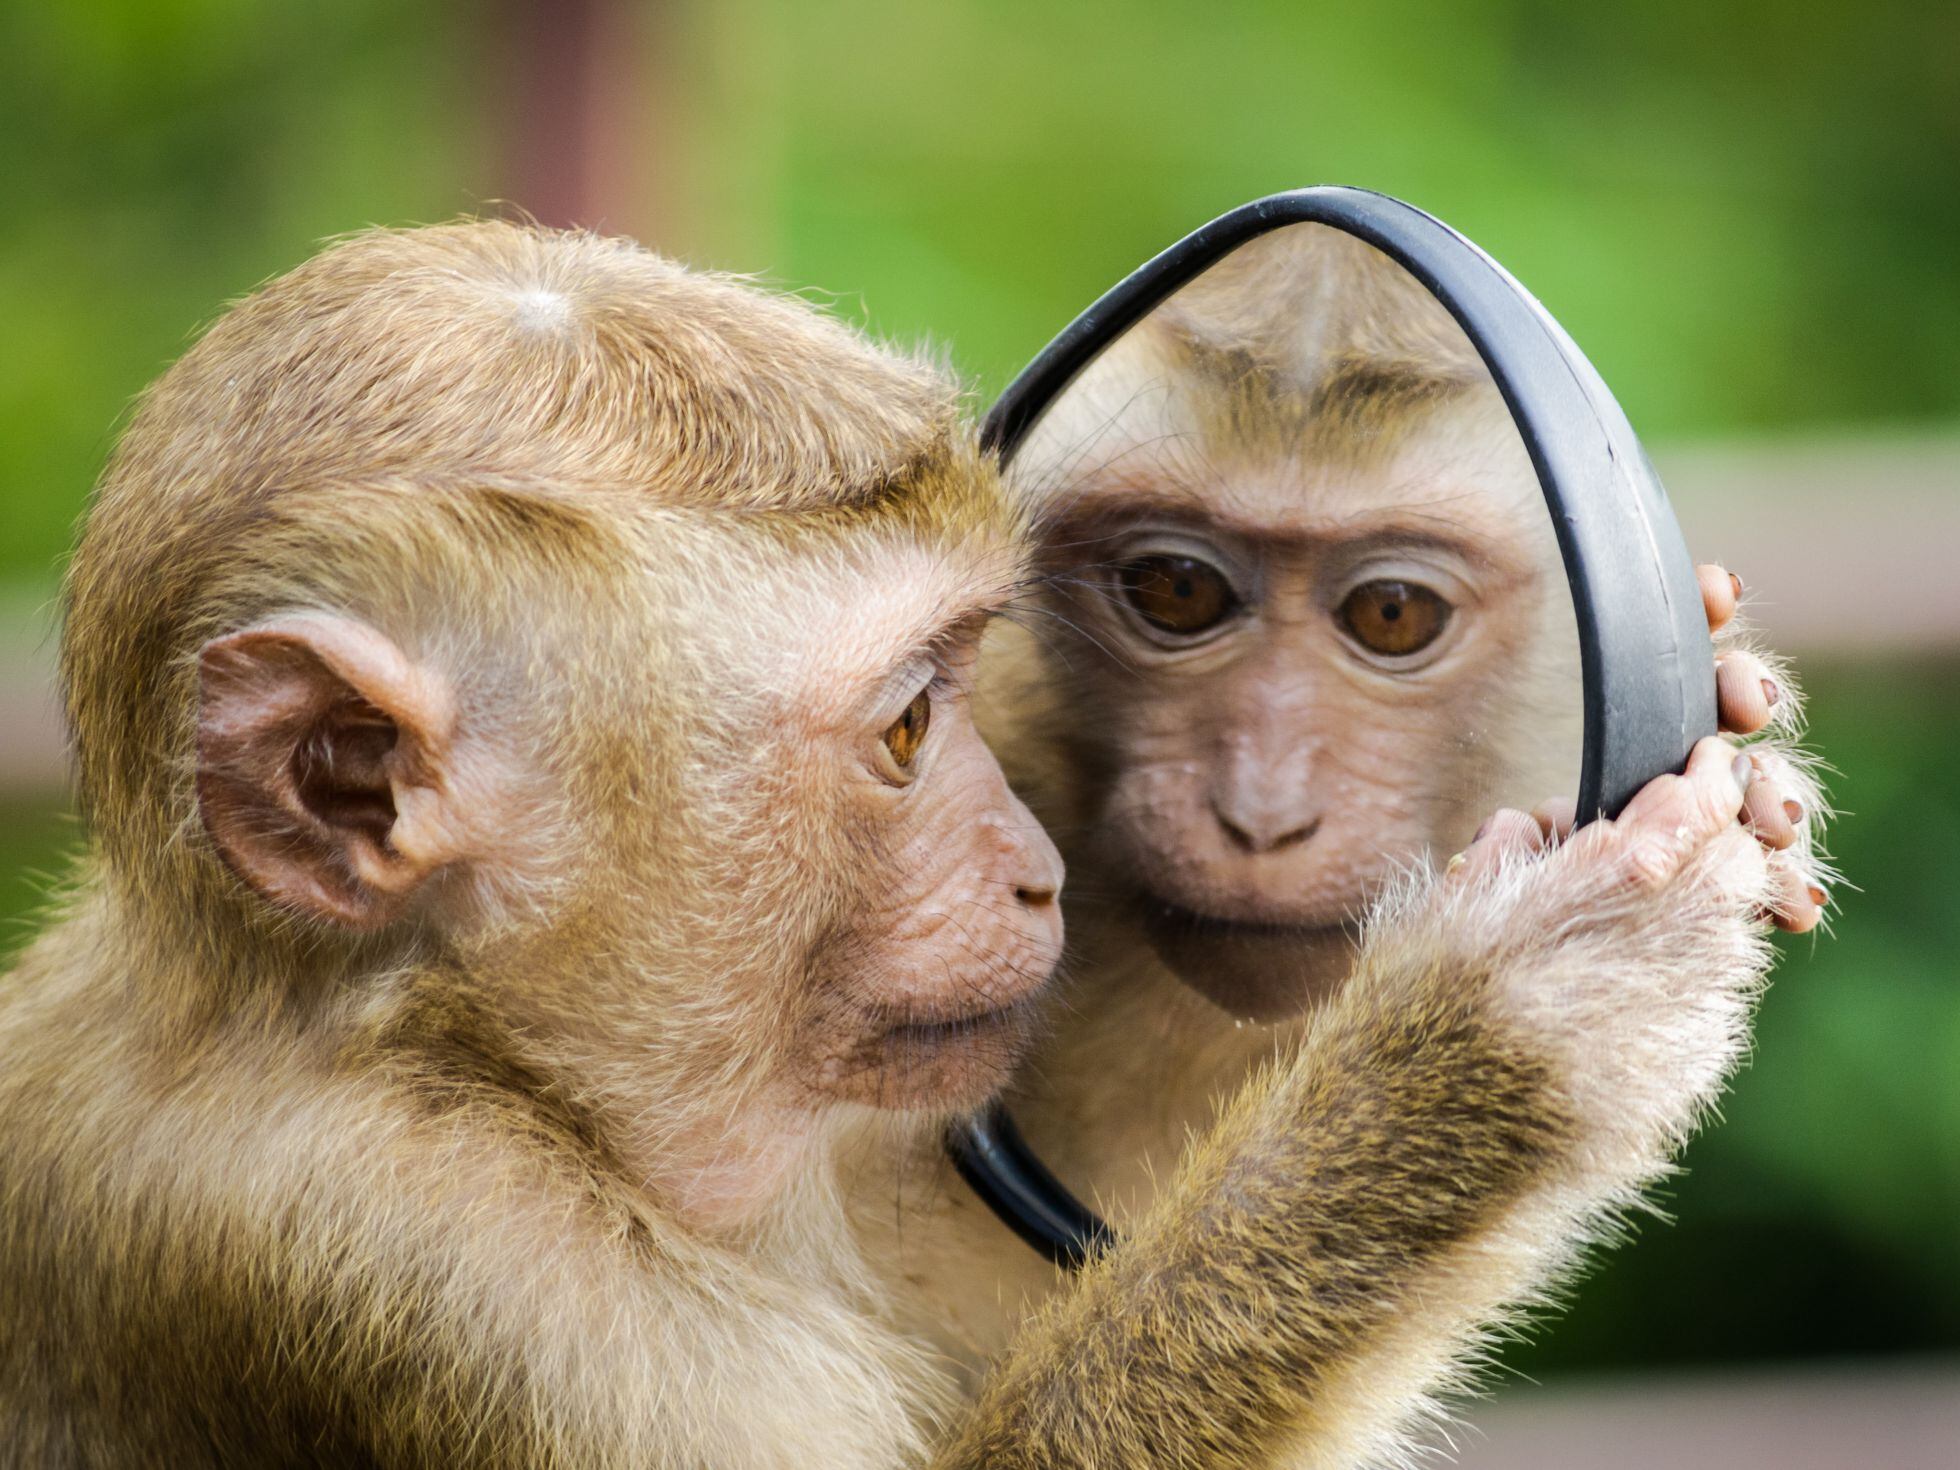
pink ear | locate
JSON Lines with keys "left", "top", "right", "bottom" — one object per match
{"left": 196, "top": 614, "right": 460, "bottom": 929}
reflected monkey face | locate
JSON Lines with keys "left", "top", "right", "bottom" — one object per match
{"left": 1039, "top": 404, "right": 1553, "bottom": 1014}
{"left": 1007, "top": 226, "right": 1578, "bottom": 1018}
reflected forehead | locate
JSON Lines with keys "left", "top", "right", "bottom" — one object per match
{"left": 1058, "top": 433, "right": 1543, "bottom": 551}
{"left": 1014, "top": 324, "right": 1543, "bottom": 557}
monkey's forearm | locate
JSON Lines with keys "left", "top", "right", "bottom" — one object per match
{"left": 939, "top": 846, "right": 1773, "bottom": 1470}
{"left": 936, "top": 982, "right": 1570, "bottom": 1468}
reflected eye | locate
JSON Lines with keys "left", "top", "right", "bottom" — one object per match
{"left": 882, "top": 688, "right": 932, "bottom": 768}
{"left": 1117, "top": 555, "right": 1239, "bottom": 636}
{"left": 1337, "top": 580, "right": 1452, "bottom": 657}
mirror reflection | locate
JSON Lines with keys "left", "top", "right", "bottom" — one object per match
{"left": 980, "top": 223, "right": 1583, "bottom": 1211}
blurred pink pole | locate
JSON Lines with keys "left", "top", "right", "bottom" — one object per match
{"left": 491, "top": 0, "right": 666, "bottom": 236}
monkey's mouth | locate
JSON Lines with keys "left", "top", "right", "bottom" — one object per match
{"left": 875, "top": 997, "right": 1037, "bottom": 1053}
{"left": 823, "top": 996, "right": 1044, "bottom": 1110}
{"left": 1144, "top": 897, "right": 1352, "bottom": 939}
{"left": 1139, "top": 896, "right": 1358, "bottom": 1022}
{"left": 1137, "top": 885, "right": 1363, "bottom": 949}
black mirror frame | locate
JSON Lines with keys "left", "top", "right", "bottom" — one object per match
{"left": 947, "top": 186, "right": 1718, "bottom": 1269}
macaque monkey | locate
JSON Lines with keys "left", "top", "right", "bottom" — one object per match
{"left": 0, "top": 221, "right": 1817, "bottom": 1470}
{"left": 3, "top": 221, "right": 1072, "bottom": 1465}
{"left": 856, "top": 225, "right": 1830, "bottom": 1467}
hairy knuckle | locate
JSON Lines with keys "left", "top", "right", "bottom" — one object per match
{"left": 1621, "top": 838, "right": 1676, "bottom": 891}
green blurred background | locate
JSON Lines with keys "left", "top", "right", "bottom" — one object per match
{"left": 3, "top": 0, "right": 1955, "bottom": 1393}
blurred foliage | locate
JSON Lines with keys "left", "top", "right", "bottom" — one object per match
{"left": 0, "top": 0, "right": 484, "bottom": 582}
{"left": 4, "top": 0, "right": 1959, "bottom": 580}
{"left": 2, "top": 0, "right": 1955, "bottom": 1374}
{"left": 0, "top": 802, "right": 78, "bottom": 957}
{"left": 688, "top": 0, "right": 1960, "bottom": 432}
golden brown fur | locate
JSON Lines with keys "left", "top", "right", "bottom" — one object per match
{"left": 8, "top": 221, "right": 1016, "bottom": 1467}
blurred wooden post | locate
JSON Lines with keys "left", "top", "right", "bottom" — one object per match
{"left": 491, "top": 0, "right": 669, "bottom": 237}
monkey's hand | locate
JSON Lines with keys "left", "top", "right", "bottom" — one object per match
{"left": 1433, "top": 735, "right": 1782, "bottom": 1162}
{"left": 940, "top": 735, "right": 1812, "bottom": 1470}
{"left": 1697, "top": 558, "right": 1831, "bottom": 933}
{"left": 1527, "top": 559, "right": 1832, "bottom": 935}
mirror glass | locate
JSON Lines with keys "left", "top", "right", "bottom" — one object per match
{"left": 979, "top": 222, "right": 1584, "bottom": 1218}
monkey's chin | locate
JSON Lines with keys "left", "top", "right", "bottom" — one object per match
{"left": 826, "top": 999, "right": 1042, "bottom": 1111}
{"left": 1140, "top": 901, "right": 1358, "bottom": 1022}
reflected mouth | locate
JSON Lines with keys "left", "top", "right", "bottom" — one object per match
{"left": 1138, "top": 894, "right": 1358, "bottom": 1021}
{"left": 1141, "top": 895, "right": 1355, "bottom": 943}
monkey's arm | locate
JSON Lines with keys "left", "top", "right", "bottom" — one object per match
{"left": 937, "top": 735, "right": 1817, "bottom": 1470}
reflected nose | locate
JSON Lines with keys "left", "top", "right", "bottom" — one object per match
{"left": 1211, "top": 727, "right": 1318, "bottom": 855}
{"left": 1212, "top": 803, "right": 1320, "bottom": 854}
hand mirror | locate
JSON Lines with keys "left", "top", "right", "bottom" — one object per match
{"left": 948, "top": 187, "right": 1717, "bottom": 1266}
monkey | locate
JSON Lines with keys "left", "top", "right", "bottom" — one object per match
{"left": 850, "top": 222, "right": 1831, "bottom": 1466}
{"left": 2, "top": 220, "right": 1058, "bottom": 1465}
{"left": 0, "top": 219, "right": 1814, "bottom": 1469}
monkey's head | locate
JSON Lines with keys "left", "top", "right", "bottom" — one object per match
{"left": 1007, "top": 225, "right": 1579, "bottom": 1018}
{"left": 61, "top": 224, "right": 1064, "bottom": 1199}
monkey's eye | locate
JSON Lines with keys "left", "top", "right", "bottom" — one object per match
{"left": 1117, "top": 555, "right": 1240, "bottom": 637}
{"left": 882, "top": 688, "right": 932, "bottom": 769}
{"left": 1337, "top": 580, "right": 1453, "bottom": 657}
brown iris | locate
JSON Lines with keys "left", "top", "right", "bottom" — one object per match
{"left": 1338, "top": 579, "right": 1452, "bottom": 656}
{"left": 1117, "top": 555, "right": 1239, "bottom": 635}
{"left": 883, "top": 688, "right": 931, "bottom": 768}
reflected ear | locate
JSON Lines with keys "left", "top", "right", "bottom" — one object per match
{"left": 196, "top": 613, "right": 464, "bottom": 929}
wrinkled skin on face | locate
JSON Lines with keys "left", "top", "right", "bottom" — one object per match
{"left": 191, "top": 458, "right": 1066, "bottom": 1229}
{"left": 573, "top": 522, "right": 1070, "bottom": 1152}
{"left": 786, "top": 622, "right": 1068, "bottom": 1111}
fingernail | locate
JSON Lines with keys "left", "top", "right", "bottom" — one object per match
{"left": 1732, "top": 753, "right": 1755, "bottom": 790}
{"left": 1784, "top": 798, "right": 1805, "bottom": 823}
{"left": 1728, "top": 572, "right": 1744, "bottom": 600}
{"left": 1447, "top": 851, "right": 1467, "bottom": 873}
{"left": 1806, "top": 880, "right": 1829, "bottom": 908}
{"left": 1762, "top": 678, "right": 1781, "bottom": 707}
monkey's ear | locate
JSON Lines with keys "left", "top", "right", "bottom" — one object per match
{"left": 195, "top": 613, "right": 467, "bottom": 930}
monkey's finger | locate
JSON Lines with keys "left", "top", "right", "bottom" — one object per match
{"left": 1529, "top": 796, "right": 1578, "bottom": 843}
{"left": 1607, "top": 738, "right": 1749, "bottom": 890}
{"left": 1748, "top": 748, "right": 1812, "bottom": 830}
{"left": 1763, "top": 862, "right": 1825, "bottom": 934}
{"left": 1621, "top": 737, "right": 1748, "bottom": 838}
{"left": 1448, "top": 808, "right": 1545, "bottom": 883}
{"left": 1741, "top": 773, "right": 1798, "bottom": 851}
{"left": 1697, "top": 563, "right": 1741, "bottom": 633}
{"left": 1716, "top": 652, "right": 1781, "bottom": 735}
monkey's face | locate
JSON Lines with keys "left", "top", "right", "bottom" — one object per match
{"left": 1032, "top": 401, "right": 1568, "bottom": 1018}
{"left": 641, "top": 531, "right": 1068, "bottom": 1116}
{"left": 810, "top": 659, "right": 1066, "bottom": 1109}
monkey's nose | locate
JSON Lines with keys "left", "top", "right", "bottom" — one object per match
{"left": 993, "top": 788, "right": 1065, "bottom": 920}
{"left": 1213, "top": 804, "right": 1320, "bottom": 855}
{"left": 1001, "top": 821, "right": 1064, "bottom": 909}
{"left": 1014, "top": 851, "right": 1063, "bottom": 907}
